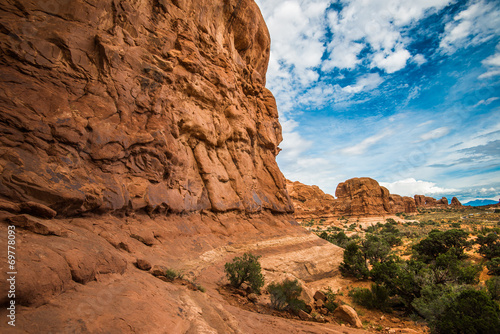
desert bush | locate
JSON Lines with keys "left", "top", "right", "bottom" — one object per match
{"left": 319, "top": 231, "right": 351, "bottom": 248}
{"left": 165, "top": 269, "right": 182, "bottom": 280}
{"left": 413, "top": 229, "right": 470, "bottom": 263}
{"left": 487, "top": 257, "right": 500, "bottom": 276}
{"left": 224, "top": 253, "right": 264, "bottom": 293}
{"left": 371, "top": 259, "right": 426, "bottom": 311}
{"left": 487, "top": 276, "right": 500, "bottom": 300}
{"left": 339, "top": 241, "right": 369, "bottom": 279}
{"left": 349, "top": 284, "right": 391, "bottom": 312}
{"left": 476, "top": 233, "right": 500, "bottom": 260}
{"left": 361, "top": 235, "right": 391, "bottom": 263}
{"left": 432, "top": 289, "right": 500, "bottom": 334}
{"left": 323, "top": 287, "right": 340, "bottom": 312}
{"left": 267, "top": 278, "right": 306, "bottom": 313}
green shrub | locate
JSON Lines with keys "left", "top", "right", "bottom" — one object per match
{"left": 476, "top": 233, "right": 500, "bottom": 260}
{"left": 267, "top": 278, "right": 306, "bottom": 313}
{"left": 349, "top": 284, "right": 391, "bottom": 312}
{"left": 224, "top": 253, "right": 264, "bottom": 293}
{"left": 361, "top": 235, "right": 391, "bottom": 263}
{"left": 165, "top": 269, "right": 180, "bottom": 280}
{"left": 432, "top": 289, "right": 500, "bottom": 334}
{"left": 339, "top": 241, "right": 369, "bottom": 279}
{"left": 371, "top": 259, "right": 426, "bottom": 311}
{"left": 323, "top": 287, "right": 340, "bottom": 312}
{"left": 487, "top": 276, "right": 500, "bottom": 300}
{"left": 413, "top": 229, "right": 470, "bottom": 263}
{"left": 487, "top": 257, "right": 500, "bottom": 276}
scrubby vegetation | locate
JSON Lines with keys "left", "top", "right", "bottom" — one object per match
{"left": 314, "top": 206, "right": 500, "bottom": 332}
{"left": 267, "top": 278, "right": 307, "bottom": 313}
{"left": 224, "top": 253, "right": 265, "bottom": 293}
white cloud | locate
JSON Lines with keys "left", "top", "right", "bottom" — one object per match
{"left": 341, "top": 128, "right": 392, "bottom": 155}
{"left": 256, "top": 0, "right": 330, "bottom": 113}
{"left": 278, "top": 118, "right": 313, "bottom": 161}
{"left": 412, "top": 54, "right": 427, "bottom": 65}
{"left": 440, "top": 0, "right": 500, "bottom": 53}
{"left": 325, "top": 0, "right": 452, "bottom": 72}
{"left": 473, "top": 97, "right": 499, "bottom": 107}
{"left": 372, "top": 49, "right": 411, "bottom": 73}
{"left": 479, "top": 43, "right": 500, "bottom": 79}
{"left": 419, "top": 127, "right": 450, "bottom": 141}
{"left": 380, "top": 178, "right": 458, "bottom": 197}
{"left": 341, "top": 73, "right": 384, "bottom": 94}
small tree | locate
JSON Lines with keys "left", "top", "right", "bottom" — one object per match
{"left": 349, "top": 284, "right": 391, "bottom": 312}
{"left": 267, "top": 278, "right": 306, "bottom": 313}
{"left": 413, "top": 229, "right": 469, "bottom": 263}
{"left": 476, "top": 233, "right": 500, "bottom": 260}
{"left": 361, "top": 235, "right": 391, "bottom": 263}
{"left": 339, "top": 241, "right": 369, "bottom": 279}
{"left": 224, "top": 253, "right": 264, "bottom": 293}
{"left": 433, "top": 289, "right": 500, "bottom": 334}
{"left": 487, "top": 257, "right": 500, "bottom": 276}
{"left": 487, "top": 276, "right": 500, "bottom": 301}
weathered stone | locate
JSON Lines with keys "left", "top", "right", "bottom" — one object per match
{"left": 298, "top": 310, "right": 312, "bottom": 320}
{"left": 20, "top": 201, "right": 57, "bottom": 218}
{"left": 333, "top": 305, "right": 363, "bottom": 328}
{"left": 313, "top": 290, "right": 327, "bottom": 302}
{"left": 135, "top": 259, "right": 152, "bottom": 271}
{"left": 150, "top": 265, "right": 169, "bottom": 277}
{"left": 7, "top": 214, "right": 61, "bottom": 236}
{"left": 247, "top": 293, "right": 258, "bottom": 302}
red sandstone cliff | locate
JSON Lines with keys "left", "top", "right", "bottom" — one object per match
{"left": 0, "top": 0, "right": 292, "bottom": 217}
{"left": 0, "top": 2, "right": 361, "bottom": 333}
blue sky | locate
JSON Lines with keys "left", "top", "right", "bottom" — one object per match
{"left": 254, "top": 0, "right": 500, "bottom": 203}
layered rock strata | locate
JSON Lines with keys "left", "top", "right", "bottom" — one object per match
{"left": 0, "top": 1, "right": 370, "bottom": 333}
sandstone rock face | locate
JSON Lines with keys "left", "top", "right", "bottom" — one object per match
{"left": 286, "top": 180, "right": 337, "bottom": 219}
{"left": 287, "top": 178, "right": 419, "bottom": 220}
{"left": 389, "top": 194, "right": 417, "bottom": 214}
{"left": 414, "top": 195, "right": 452, "bottom": 208}
{"left": 436, "top": 197, "right": 448, "bottom": 205}
{"left": 335, "top": 178, "right": 392, "bottom": 216}
{"left": 451, "top": 196, "right": 462, "bottom": 206}
{"left": 0, "top": 2, "right": 374, "bottom": 333}
{"left": 0, "top": 0, "right": 292, "bottom": 216}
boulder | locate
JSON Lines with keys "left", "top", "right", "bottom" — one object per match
{"left": 135, "top": 259, "right": 152, "bottom": 271}
{"left": 313, "top": 290, "right": 327, "bottom": 302}
{"left": 333, "top": 305, "right": 363, "bottom": 328}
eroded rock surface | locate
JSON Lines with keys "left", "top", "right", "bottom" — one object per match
{"left": 0, "top": 1, "right": 373, "bottom": 333}
{"left": 0, "top": 0, "right": 292, "bottom": 216}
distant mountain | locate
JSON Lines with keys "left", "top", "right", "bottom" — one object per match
{"left": 463, "top": 199, "right": 499, "bottom": 206}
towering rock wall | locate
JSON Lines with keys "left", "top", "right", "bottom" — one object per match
{"left": 0, "top": 0, "right": 292, "bottom": 217}
{"left": 0, "top": 2, "right": 344, "bottom": 333}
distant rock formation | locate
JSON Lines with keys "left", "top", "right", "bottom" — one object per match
{"left": 451, "top": 197, "right": 462, "bottom": 206}
{"left": 285, "top": 180, "right": 337, "bottom": 220}
{"left": 335, "top": 177, "right": 392, "bottom": 216}
{"left": 389, "top": 194, "right": 418, "bottom": 214}
{"left": 286, "top": 177, "right": 418, "bottom": 219}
